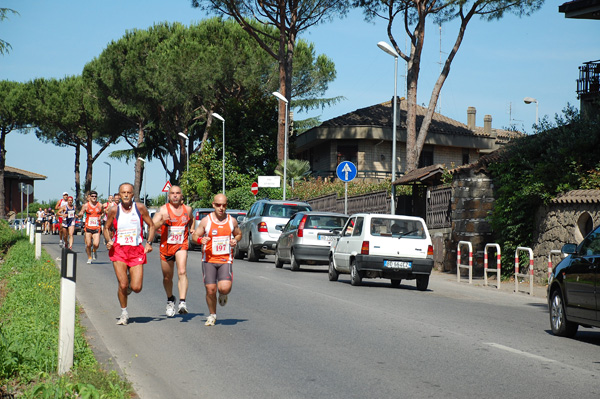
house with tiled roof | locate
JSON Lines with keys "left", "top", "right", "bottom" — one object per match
{"left": 3, "top": 166, "right": 47, "bottom": 217}
{"left": 294, "top": 100, "right": 521, "bottom": 181}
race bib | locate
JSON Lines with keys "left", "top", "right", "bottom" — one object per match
{"left": 88, "top": 216, "right": 99, "bottom": 227}
{"left": 167, "top": 226, "right": 185, "bottom": 244}
{"left": 117, "top": 227, "right": 139, "bottom": 246}
{"left": 67, "top": 210, "right": 75, "bottom": 218}
{"left": 211, "top": 236, "right": 230, "bottom": 255}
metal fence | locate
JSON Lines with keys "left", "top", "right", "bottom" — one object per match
{"left": 426, "top": 185, "right": 452, "bottom": 229}
{"left": 304, "top": 190, "right": 390, "bottom": 215}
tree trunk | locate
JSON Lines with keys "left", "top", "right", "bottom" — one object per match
{"left": 0, "top": 129, "right": 6, "bottom": 219}
{"left": 74, "top": 144, "right": 81, "bottom": 207}
{"left": 84, "top": 135, "right": 94, "bottom": 196}
{"left": 134, "top": 123, "right": 144, "bottom": 200}
{"left": 276, "top": 2, "right": 288, "bottom": 163}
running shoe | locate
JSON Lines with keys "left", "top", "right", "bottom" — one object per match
{"left": 166, "top": 300, "right": 176, "bottom": 317}
{"left": 218, "top": 293, "right": 228, "bottom": 307}
{"left": 205, "top": 314, "right": 217, "bottom": 326}
{"left": 86, "top": 258, "right": 92, "bottom": 264}
{"left": 116, "top": 312, "right": 129, "bottom": 326}
{"left": 92, "top": 251, "right": 97, "bottom": 260}
{"left": 59, "top": 240, "right": 64, "bottom": 248}
{"left": 178, "top": 301, "right": 188, "bottom": 314}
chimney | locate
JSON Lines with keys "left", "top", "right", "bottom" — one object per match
{"left": 467, "top": 107, "right": 476, "bottom": 130}
{"left": 484, "top": 114, "right": 494, "bottom": 137}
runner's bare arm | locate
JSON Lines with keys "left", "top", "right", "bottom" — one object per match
{"left": 152, "top": 206, "right": 166, "bottom": 231}
{"left": 139, "top": 204, "right": 155, "bottom": 252}
{"left": 191, "top": 217, "right": 207, "bottom": 243}
{"left": 104, "top": 207, "right": 117, "bottom": 249}
{"left": 231, "top": 221, "right": 242, "bottom": 247}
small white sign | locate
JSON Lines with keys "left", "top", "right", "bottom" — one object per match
{"left": 258, "top": 176, "right": 281, "bottom": 188}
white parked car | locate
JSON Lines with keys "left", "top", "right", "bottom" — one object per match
{"left": 328, "top": 213, "right": 434, "bottom": 290}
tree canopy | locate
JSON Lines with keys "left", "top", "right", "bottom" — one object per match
{"left": 356, "top": 0, "right": 544, "bottom": 172}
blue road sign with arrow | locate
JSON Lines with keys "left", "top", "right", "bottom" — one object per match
{"left": 336, "top": 161, "right": 357, "bottom": 182}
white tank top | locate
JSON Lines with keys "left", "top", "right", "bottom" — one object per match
{"left": 114, "top": 202, "right": 143, "bottom": 246}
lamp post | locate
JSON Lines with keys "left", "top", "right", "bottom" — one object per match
{"left": 178, "top": 132, "right": 189, "bottom": 184}
{"left": 378, "top": 41, "right": 399, "bottom": 214}
{"left": 103, "top": 161, "right": 111, "bottom": 198}
{"left": 212, "top": 112, "right": 226, "bottom": 194}
{"left": 523, "top": 97, "right": 539, "bottom": 128}
{"left": 137, "top": 157, "right": 147, "bottom": 205}
{"left": 272, "top": 91, "right": 288, "bottom": 201}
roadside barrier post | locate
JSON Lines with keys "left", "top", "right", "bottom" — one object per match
{"left": 548, "top": 250, "right": 562, "bottom": 281}
{"left": 29, "top": 222, "right": 34, "bottom": 244}
{"left": 514, "top": 247, "right": 534, "bottom": 295}
{"left": 58, "top": 247, "right": 77, "bottom": 375}
{"left": 35, "top": 222, "right": 42, "bottom": 260}
{"left": 457, "top": 241, "right": 473, "bottom": 284}
{"left": 484, "top": 243, "right": 501, "bottom": 289}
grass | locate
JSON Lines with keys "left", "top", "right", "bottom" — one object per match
{"left": 0, "top": 223, "right": 133, "bottom": 398}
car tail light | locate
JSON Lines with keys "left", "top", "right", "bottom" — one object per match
{"left": 258, "top": 222, "right": 268, "bottom": 233}
{"left": 195, "top": 212, "right": 200, "bottom": 220}
{"left": 298, "top": 215, "right": 307, "bottom": 237}
{"left": 427, "top": 245, "right": 434, "bottom": 258}
{"left": 361, "top": 241, "right": 369, "bottom": 255}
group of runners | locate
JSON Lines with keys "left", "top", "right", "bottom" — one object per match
{"left": 35, "top": 206, "right": 57, "bottom": 235}
{"left": 57, "top": 183, "right": 241, "bottom": 327}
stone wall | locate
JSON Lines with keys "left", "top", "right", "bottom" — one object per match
{"left": 446, "top": 167, "right": 495, "bottom": 274}
{"left": 531, "top": 198, "right": 600, "bottom": 283}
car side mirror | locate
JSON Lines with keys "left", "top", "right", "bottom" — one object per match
{"left": 237, "top": 216, "right": 247, "bottom": 224}
{"left": 561, "top": 243, "right": 577, "bottom": 255}
{"left": 275, "top": 224, "right": 284, "bottom": 231}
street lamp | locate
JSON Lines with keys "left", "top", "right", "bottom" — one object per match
{"left": 103, "top": 161, "right": 111, "bottom": 198}
{"left": 378, "top": 41, "right": 400, "bottom": 214}
{"left": 137, "top": 157, "right": 147, "bottom": 205}
{"left": 272, "top": 91, "right": 288, "bottom": 201}
{"left": 212, "top": 112, "right": 226, "bottom": 194}
{"left": 178, "top": 132, "right": 189, "bottom": 183}
{"left": 523, "top": 97, "right": 539, "bottom": 128}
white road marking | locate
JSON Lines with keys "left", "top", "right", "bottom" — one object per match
{"left": 485, "top": 343, "right": 556, "bottom": 363}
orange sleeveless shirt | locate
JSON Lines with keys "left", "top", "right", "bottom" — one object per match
{"left": 202, "top": 213, "right": 234, "bottom": 264}
{"left": 84, "top": 202, "right": 103, "bottom": 230}
{"left": 160, "top": 203, "right": 190, "bottom": 256}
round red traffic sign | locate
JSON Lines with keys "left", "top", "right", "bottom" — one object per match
{"left": 251, "top": 182, "right": 258, "bottom": 195}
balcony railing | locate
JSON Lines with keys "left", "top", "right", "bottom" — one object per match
{"left": 577, "top": 60, "right": 600, "bottom": 99}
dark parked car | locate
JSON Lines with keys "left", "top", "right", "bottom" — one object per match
{"left": 548, "top": 225, "right": 600, "bottom": 337}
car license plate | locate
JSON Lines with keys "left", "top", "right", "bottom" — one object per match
{"left": 384, "top": 260, "right": 411, "bottom": 269}
{"left": 318, "top": 235, "right": 335, "bottom": 241}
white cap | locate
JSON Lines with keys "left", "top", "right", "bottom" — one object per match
{"left": 62, "top": 192, "right": 68, "bottom": 195}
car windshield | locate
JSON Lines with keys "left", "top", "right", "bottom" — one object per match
{"left": 304, "top": 216, "right": 347, "bottom": 230}
{"left": 263, "top": 204, "right": 311, "bottom": 218}
{"left": 370, "top": 218, "right": 426, "bottom": 238}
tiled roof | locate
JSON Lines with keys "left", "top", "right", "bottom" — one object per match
{"left": 4, "top": 166, "right": 47, "bottom": 180}
{"left": 393, "top": 164, "right": 446, "bottom": 185}
{"left": 551, "top": 189, "right": 600, "bottom": 204}
{"left": 319, "top": 100, "right": 521, "bottom": 143}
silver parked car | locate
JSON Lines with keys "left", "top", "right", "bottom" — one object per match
{"left": 236, "top": 199, "right": 312, "bottom": 261}
{"left": 274, "top": 211, "right": 348, "bottom": 271}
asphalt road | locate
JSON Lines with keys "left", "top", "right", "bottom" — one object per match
{"left": 42, "top": 234, "right": 600, "bottom": 399}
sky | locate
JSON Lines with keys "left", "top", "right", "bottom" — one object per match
{"left": 2, "top": 0, "right": 598, "bottom": 203}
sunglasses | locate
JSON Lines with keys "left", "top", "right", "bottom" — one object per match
{"left": 213, "top": 203, "right": 227, "bottom": 208}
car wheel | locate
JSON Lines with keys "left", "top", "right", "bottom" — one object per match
{"left": 416, "top": 275, "right": 429, "bottom": 291}
{"left": 390, "top": 279, "right": 401, "bottom": 288}
{"left": 274, "top": 248, "right": 283, "bottom": 268}
{"left": 234, "top": 243, "right": 244, "bottom": 260}
{"left": 550, "top": 289, "right": 578, "bottom": 337}
{"left": 247, "top": 237, "right": 259, "bottom": 262}
{"left": 350, "top": 260, "right": 362, "bottom": 286}
{"left": 290, "top": 250, "right": 300, "bottom": 271}
{"left": 328, "top": 255, "right": 339, "bottom": 281}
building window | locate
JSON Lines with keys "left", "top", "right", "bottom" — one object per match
{"left": 337, "top": 145, "right": 358, "bottom": 165}
{"left": 462, "top": 148, "right": 470, "bottom": 165}
{"left": 418, "top": 146, "right": 434, "bottom": 168}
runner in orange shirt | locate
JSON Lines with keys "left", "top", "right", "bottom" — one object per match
{"left": 191, "top": 193, "right": 242, "bottom": 326}
{"left": 79, "top": 190, "right": 104, "bottom": 264}
{"left": 55, "top": 192, "right": 69, "bottom": 247}
{"left": 152, "top": 185, "right": 194, "bottom": 317}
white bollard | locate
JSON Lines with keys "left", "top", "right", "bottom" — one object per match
{"left": 35, "top": 223, "right": 42, "bottom": 259}
{"left": 29, "top": 222, "right": 34, "bottom": 244}
{"left": 58, "top": 248, "right": 77, "bottom": 375}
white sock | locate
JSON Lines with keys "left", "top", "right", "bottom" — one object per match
{"left": 121, "top": 307, "right": 128, "bottom": 314}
